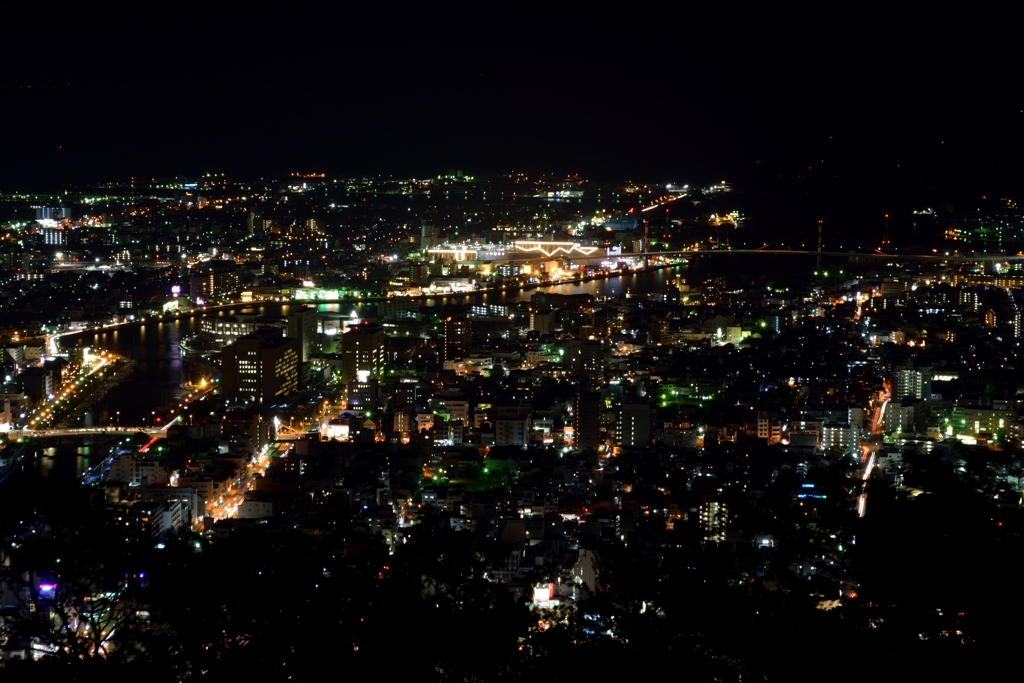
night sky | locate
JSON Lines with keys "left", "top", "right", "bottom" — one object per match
{"left": 3, "top": 9, "right": 1021, "bottom": 201}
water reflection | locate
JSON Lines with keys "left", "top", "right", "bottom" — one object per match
{"left": 35, "top": 444, "right": 102, "bottom": 480}
{"left": 58, "top": 266, "right": 685, "bottom": 427}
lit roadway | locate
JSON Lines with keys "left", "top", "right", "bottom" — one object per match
{"left": 857, "top": 380, "right": 891, "bottom": 518}
{"left": 14, "top": 371, "right": 215, "bottom": 449}
{"left": 205, "top": 445, "right": 273, "bottom": 522}
{"left": 20, "top": 349, "right": 119, "bottom": 431}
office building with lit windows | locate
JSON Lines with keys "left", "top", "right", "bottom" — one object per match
{"left": 443, "top": 317, "right": 471, "bottom": 362}
{"left": 190, "top": 261, "right": 241, "bottom": 302}
{"left": 617, "top": 403, "right": 653, "bottom": 448}
{"left": 43, "top": 227, "right": 64, "bottom": 245}
{"left": 341, "top": 322, "right": 385, "bottom": 383}
{"left": 700, "top": 500, "right": 728, "bottom": 544}
{"left": 893, "top": 365, "right": 932, "bottom": 402}
{"left": 221, "top": 328, "right": 299, "bottom": 404}
{"left": 573, "top": 391, "right": 602, "bottom": 452}
{"left": 288, "top": 306, "right": 319, "bottom": 386}
{"left": 288, "top": 307, "right": 318, "bottom": 364}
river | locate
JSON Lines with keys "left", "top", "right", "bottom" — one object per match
{"left": 56, "top": 265, "right": 690, "bottom": 428}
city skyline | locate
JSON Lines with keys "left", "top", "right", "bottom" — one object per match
{"left": 1, "top": 9, "right": 1022, "bottom": 679}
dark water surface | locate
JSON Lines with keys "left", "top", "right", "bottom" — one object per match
{"left": 46, "top": 254, "right": 835, "bottom": 447}
{"left": 57, "top": 265, "right": 705, "bottom": 428}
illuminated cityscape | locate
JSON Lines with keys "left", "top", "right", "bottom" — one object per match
{"left": 0, "top": 12, "right": 1022, "bottom": 681}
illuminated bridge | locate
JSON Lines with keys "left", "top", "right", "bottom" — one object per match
{"left": 428, "top": 242, "right": 1022, "bottom": 264}
{"left": 9, "top": 426, "right": 167, "bottom": 439}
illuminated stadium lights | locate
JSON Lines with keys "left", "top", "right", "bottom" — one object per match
{"left": 512, "top": 241, "right": 599, "bottom": 257}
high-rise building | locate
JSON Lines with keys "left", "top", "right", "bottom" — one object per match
{"left": 407, "top": 263, "right": 430, "bottom": 286}
{"left": 650, "top": 317, "right": 670, "bottom": 344}
{"left": 248, "top": 211, "right": 271, "bottom": 235}
{"left": 560, "top": 339, "right": 607, "bottom": 390}
{"left": 700, "top": 500, "right": 728, "bottom": 544}
{"left": 580, "top": 340, "right": 606, "bottom": 391}
{"left": 420, "top": 223, "right": 437, "bottom": 249}
{"left": 221, "top": 328, "right": 299, "bottom": 404}
{"left": 703, "top": 276, "right": 727, "bottom": 305}
{"left": 757, "top": 412, "right": 784, "bottom": 444}
{"left": 617, "top": 403, "right": 653, "bottom": 448}
{"left": 341, "top": 322, "right": 385, "bottom": 383}
{"left": 957, "top": 288, "right": 980, "bottom": 312}
{"left": 43, "top": 227, "right": 64, "bottom": 245}
{"left": 495, "top": 417, "right": 528, "bottom": 446}
{"left": 288, "top": 307, "right": 315, "bottom": 387}
{"left": 190, "top": 262, "right": 241, "bottom": 302}
{"left": 893, "top": 366, "right": 932, "bottom": 402}
{"left": 346, "top": 377, "right": 379, "bottom": 408}
{"left": 822, "top": 422, "right": 858, "bottom": 452}
{"left": 884, "top": 402, "right": 916, "bottom": 435}
{"left": 287, "top": 306, "right": 318, "bottom": 365}
{"left": 33, "top": 206, "right": 68, "bottom": 220}
{"left": 574, "top": 391, "right": 602, "bottom": 452}
{"left": 390, "top": 381, "right": 419, "bottom": 409}
{"left": 443, "top": 317, "right": 471, "bottom": 362}
{"left": 381, "top": 299, "right": 420, "bottom": 321}
{"left": 879, "top": 277, "right": 910, "bottom": 298}
{"left": 530, "top": 309, "right": 555, "bottom": 335}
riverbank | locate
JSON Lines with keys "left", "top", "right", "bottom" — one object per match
{"left": 48, "top": 264, "right": 689, "bottom": 427}
{"left": 322, "top": 258, "right": 688, "bottom": 304}
{"left": 43, "top": 259, "right": 689, "bottom": 346}
{"left": 55, "top": 357, "right": 137, "bottom": 429}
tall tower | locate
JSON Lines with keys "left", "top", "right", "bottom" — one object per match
{"left": 700, "top": 499, "right": 728, "bottom": 544}
{"left": 643, "top": 219, "right": 650, "bottom": 267}
{"left": 817, "top": 220, "right": 823, "bottom": 271}
{"left": 573, "top": 391, "right": 602, "bottom": 452}
{"left": 287, "top": 307, "right": 318, "bottom": 364}
{"left": 882, "top": 214, "right": 891, "bottom": 248}
{"left": 578, "top": 340, "right": 607, "bottom": 391}
{"left": 288, "top": 306, "right": 318, "bottom": 386}
{"left": 443, "top": 317, "right": 471, "bottom": 362}
{"left": 617, "top": 402, "right": 654, "bottom": 447}
{"left": 1009, "top": 291, "right": 1021, "bottom": 338}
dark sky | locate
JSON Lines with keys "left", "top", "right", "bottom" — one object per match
{"left": 2, "top": 8, "right": 1021, "bottom": 198}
